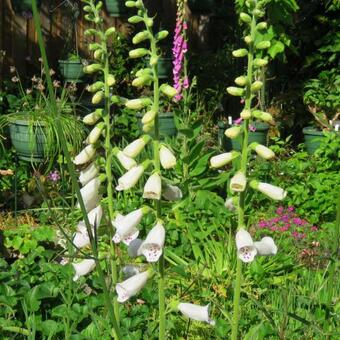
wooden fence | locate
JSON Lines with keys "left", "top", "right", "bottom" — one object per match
{"left": 0, "top": 0, "right": 220, "bottom": 81}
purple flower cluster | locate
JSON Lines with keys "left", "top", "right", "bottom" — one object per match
{"left": 48, "top": 170, "right": 61, "bottom": 183}
{"left": 172, "top": 0, "right": 189, "bottom": 102}
{"left": 257, "top": 206, "right": 318, "bottom": 241}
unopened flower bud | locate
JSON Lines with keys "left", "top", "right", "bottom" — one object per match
{"left": 244, "top": 35, "right": 253, "bottom": 44}
{"left": 83, "top": 64, "right": 102, "bottom": 74}
{"left": 149, "top": 55, "right": 159, "bottom": 66}
{"left": 94, "top": 49, "right": 103, "bottom": 60}
{"left": 253, "top": 9, "right": 265, "bottom": 18}
{"left": 225, "top": 126, "right": 242, "bottom": 139}
{"left": 232, "top": 49, "right": 248, "bottom": 57}
{"left": 240, "top": 12, "right": 251, "bottom": 23}
{"left": 240, "top": 109, "right": 251, "bottom": 119}
{"left": 132, "top": 31, "right": 150, "bottom": 44}
{"left": 252, "top": 110, "right": 273, "bottom": 122}
{"left": 142, "top": 110, "right": 157, "bottom": 124}
{"left": 125, "top": 98, "right": 152, "bottom": 110}
{"left": 105, "top": 27, "right": 116, "bottom": 37}
{"left": 92, "top": 91, "right": 104, "bottom": 104}
{"left": 160, "top": 84, "right": 177, "bottom": 98}
{"left": 155, "top": 30, "right": 169, "bottom": 41}
{"left": 256, "top": 22, "right": 267, "bottom": 30}
{"left": 132, "top": 75, "right": 152, "bottom": 87}
{"left": 88, "top": 81, "right": 104, "bottom": 93}
{"left": 107, "top": 74, "right": 116, "bottom": 86}
{"left": 227, "top": 87, "right": 244, "bottom": 97}
{"left": 128, "top": 15, "right": 143, "bottom": 23}
{"left": 256, "top": 41, "right": 271, "bottom": 50}
{"left": 253, "top": 58, "right": 268, "bottom": 67}
{"left": 250, "top": 142, "right": 275, "bottom": 160}
{"left": 129, "top": 48, "right": 149, "bottom": 59}
{"left": 143, "top": 121, "right": 154, "bottom": 133}
{"left": 251, "top": 80, "right": 263, "bottom": 92}
{"left": 210, "top": 151, "right": 240, "bottom": 168}
{"left": 86, "top": 122, "right": 105, "bottom": 144}
{"left": 83, "top": 109, "right": 103, "bottom": 125}
{"left": 235, "top": 76, "right": 247, "bottom": 87}
{"left": 160, "top": 146, "right": 176, "bottom": 169}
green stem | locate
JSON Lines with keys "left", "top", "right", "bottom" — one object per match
{"left": 32, "top": 1, "right": 121, "bottom": 338}
{"left": 231, "top": 12, "right": 256, "bottom": 340}
{"left": 148, "top": 26, "right": 165, "bottom": 340}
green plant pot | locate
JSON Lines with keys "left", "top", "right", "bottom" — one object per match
{"left": 9, "top": 119, "right": 48, "bottom": 162}
{"left": 188, "top": 0, "right": 215, "bottom": 13}
{"left": 303, "top": 127, "right": 327, "bottom": 154}
{"left": 136, "top": 112, "right": 177, "bottom": 138}
{"left": 104, "top": 0, "right": 127, "bottom": 17}
{"left": 158, "top": 57, "right": 172, "bottom": 79}
{"left": 59, "top": 60, "right": 84, "bottom": 82}
{"left": 231, "top": 122, "right": 269, "bottom": 151}
{"left": 217, "top": 121, "right": 232, "bottom": 151}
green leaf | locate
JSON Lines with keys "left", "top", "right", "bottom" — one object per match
{"left": 268, "top": 41, "right": 285, "bottom": 58}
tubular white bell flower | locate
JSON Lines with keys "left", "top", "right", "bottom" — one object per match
{"left": 116, "top": 165, "right": 144, "bottom": 191}
{"left": 138, "top": 222, "right": 165, "bottom": 262}
{"left": 250, "top": 180, "right": 287, "bottom": 201}
{"left": 77, "top": 177, "right": 101, "bottom": 212}
{"left": 79, "top": 162, "right": 99, "bottom": 186}
{"left": 225, "top": 126, "right": 241, "bottom": 139}
{"left": 143, "top": 172, "right": 162, "bottom": 200}
{"left": 72, "top": 259, "right": 96, "bottom": 281}
{"left": 230, "top": 171, "right": 247, "bottom": 192}
{"left": 73, "top": 144, "right": 96, "bottom": 165}
{"left": 123, "top": 135, "right": 150, "bottom": 158}
{"left": 116, "top": 150, "right": 137, "bottom": 170}
{"left": 86, "top": 123, "right": 104, "bottom": 144}
{"left": 252, "top": 143, "right": 275, "bottom": 160}
{"left": 224, "top": 196, "right": 238, "bottom": 211}
{"left": 162, "top": 184, "right": 182, "bottom": 201}
{"left": 235, "top": 228, "right": 257, "bottom": 263}
{"left": 112, "top": 208, "right": 148, "bottom": 245}
{"left": 116, "top": 270, "right": 149, "bottom": 303}
{"left": 254, "top": 237, "right": 278, "bottom": 255}
{"left": 159, "top": 145, "right": 177, "bottom": 169}
{"left": 178, "top": 303, "right": 215, "bottom": 326}
{"left": 210, "top": 151, "right": 239, "bottom": 168}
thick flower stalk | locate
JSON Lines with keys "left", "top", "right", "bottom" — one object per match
{"left": 209, "top": 1, "right": 286, "bottom": 338}
{"left": 172, "top": 0, "right": 189, "bottom": 101}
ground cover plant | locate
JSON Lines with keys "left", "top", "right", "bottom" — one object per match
{"left": 0, "top": 0, "right": 339, "bottom": 339}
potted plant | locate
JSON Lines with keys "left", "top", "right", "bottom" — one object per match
{"left": 59, "top": 53, "right": 85, "bottom": 83}
{"left": 3, "top": 66, "right": 85, "bottom": 162}
{"left": 104, "top": 0, "right": 128, "bottom": 17}
{"left": 303, "top": 68, "right": 340, "bottom": 154}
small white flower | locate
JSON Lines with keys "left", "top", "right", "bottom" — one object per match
{"left": 160, "top": 146, "right": 176, "bottom": 169}
{"left": 252, "top": 143, "right": 275, "bottom": 160}
{"left": 116, "top": 165, "right": 144, "bottom": 191}
{"left": 254, "top": 237, "right": 278, "bottom": 255}
{"left": 230, "top": 171, "right": 247, "bottom": 192}
{"left": 225, "top": 126, "right": 241, "bottom": 139}
{"left": 88, "top": 205, "right": 103, "bottom": 228}
{"left": 235, "top": 228, "right": 257, "bottom": 263}
{"left": 112, "top": 208, "right": 147, "bottom": 245}
{"left": 143, "top": 173, "right": 162, "bottom": 200}
{"left": 178, "top": 303, "right": 215, "bottom": 326}
{"left": 162, "top": 184, "right": 182, "bottom": 201}
{"left": 77, "top": 177, "right": 101, "bottom": 212}
{"left": 224, "top": 197, "right": 237, "bottom": 211}
{"left": 138, "top": 222, "right": 165, "bottom": 262}
{"left": 79, "top": 162, "right": 99, "bottom": 186}
{"left": 250, "top": 180, "right": 287, "bottom": 201}
{"left": 116, "top": 271, "right": 149, "bottom": 303}
{"left": 210, "top": 151, "right": 239, "bottom": 168}
{"left": 123, "top": 135, "right": 150, "bottom": 158}
{"left": 73, "top": 144, "right": 96, "bottom": 165}
{"left": 73, "top": 230, "right": 91, "bottom": 248}
{"left": 72, "top": 259, "right": 96, "bottom": 281}
{"left": 86, "top": 123, "right": 104, "bottom": 144}
{"left": 116, "top": 150, "right": 137, "bottom": 170}
{"left": 142, "top": 110, "right": 157, "bottom": 124}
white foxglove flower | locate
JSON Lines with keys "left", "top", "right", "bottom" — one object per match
{"left": 250, "top": 180, "right": 287, "bottom": 201}
{"left": 116, "top": 165, "right": 144, "bottom": 191}
{"left": 123, "top": 135, "right": 151, "bottom": 158}
{"left": 224, "top": 196, "right": 238, "bottom": 211}
{"left": 143, "top": 173, "right": 161, "bottom": 200}
{"left": 73, "top": 144, "right": 96, "bottom": 165}
{"left": 210, "top": 151, "right": 239, "bottom": 168}
{"left": 178, "top": 303, "right": 215, "bottom": 326}
{"left": 142, "top": 110, "right": 156, "bottom": 124}
{"left": 77, "top": 177, "right": 101, "bottom": 212}
{"left": 88, "top": 205, "right": 103, "bottom": 228}
{"left": 112, "top": 207, "right": 148, "bottom": 245}
{"left": 251, "top": 143, "right": 275, "bottom": 160}
{"left": 236, "top": 228, "right": 257, "bottom": 263}
{"left": 225, "top": 126, "right": 241, "bottom": 139}
{"left": 230, "top": 171, "right": 247, "bottom": 192}
{"left": 122, "top": 265, "right": 140, "bottom": 279}
{"left": 162, "top": 184, "right": 182, "bottom": 201}
{"left": 79, "top": 162, "right": 99, "bottom": 186}
{"left": 128, "top": 238, "right": 143, "bottom": 257}
{"left": 73, "top": 230, "right": 91, "bottom": 248}
{"left": 138, "top": 222, "right": 165, "bottom": 262}
{"left": 116, "top": 150, "right": 137, "bottom": 170}
{"left": 160, "top": 146, "right": 176, "bottom": 169}
{"left": 72, "top": 259, "right": 96, "bottom": 281}
{"left": 86, "top": 122, "right": 104, "bottom": 144}
{"left": 254, "top": 237, "right": 278, "bottom": 255}
{"left": 116, "top": 271, "right": 149, "bottom": 303}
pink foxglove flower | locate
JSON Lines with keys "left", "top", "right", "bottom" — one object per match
{"left": 116, "top": 271, "right": 149, "bottom": 303}
{"left": 178, "top": 303, "right": 215, "bottom": 326}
